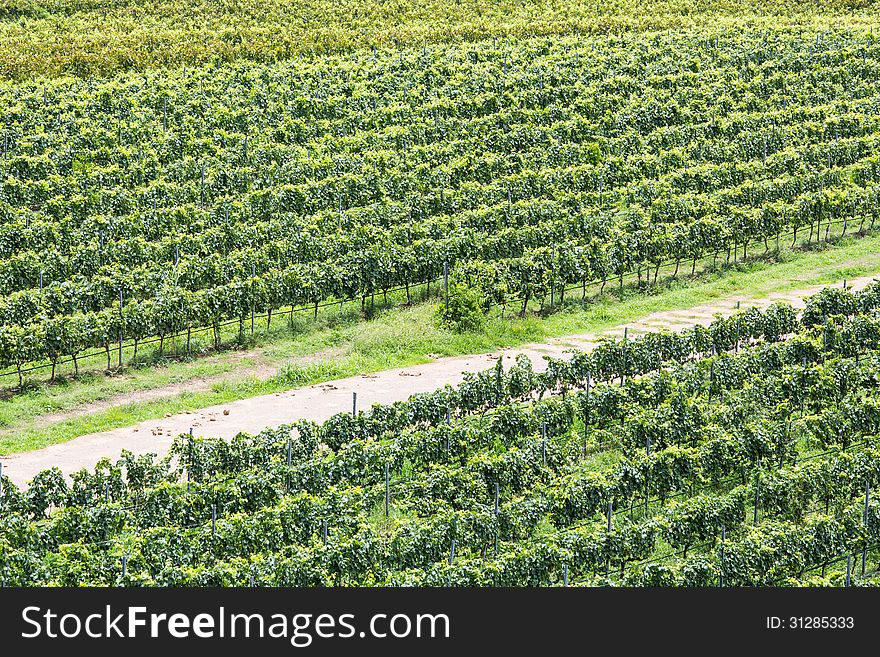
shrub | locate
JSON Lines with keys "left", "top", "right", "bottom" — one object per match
{"left": 435, "top": 284, "right": 485, "bottom": 332}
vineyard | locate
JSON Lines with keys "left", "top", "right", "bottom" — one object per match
{"left": 0, "top": 0, "right": 875, "bottom": 80}
{"left": 3, "top": 29, "right": 880, "bottom": 386}
{"left": 3, "top": 284, "right": 880, "bottom": 586}
{"left": 4, "top": 0, "right": 880, "bottom": 595}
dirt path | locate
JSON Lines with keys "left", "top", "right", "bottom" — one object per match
{"left": 2, "top": 352, "right": 279, "bottom": 438}
{"left": 2, "top": 275, "right": 873, "bottom": 486}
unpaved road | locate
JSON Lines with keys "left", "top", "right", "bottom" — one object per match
{"left": 1, "top": 275, "right": 873, "bottom": 486}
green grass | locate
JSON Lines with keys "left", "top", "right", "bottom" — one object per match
{"left": 2, "top": 230, "right": 880, "bottom": 455}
